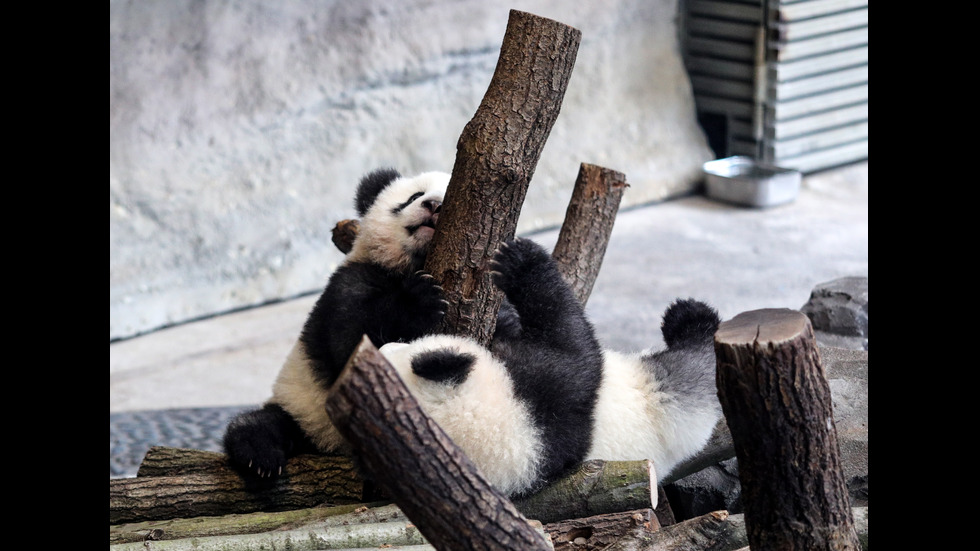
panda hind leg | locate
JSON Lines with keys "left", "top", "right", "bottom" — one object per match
{"left": 222, "top": 403, "right": 316, "bottom": 483}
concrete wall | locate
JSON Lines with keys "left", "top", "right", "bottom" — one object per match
{"left": 109, "top": 0, "right": 714, "bottom": 341}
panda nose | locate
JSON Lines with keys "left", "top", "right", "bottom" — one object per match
{"left": 422, "top": 200, "right": 442, "bottom": 214}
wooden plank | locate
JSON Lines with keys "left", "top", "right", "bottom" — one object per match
{"left": 773, "top": 27, "right": 867, "bottom": 61}
{"left": 687, "top": 36, "right": 756, "bottom": 61}
{"left": 687, "top": 55, "right": 756, "bottom": 80}
{"left": 695, "top": 95, "right": 755, "bottom": 117}
{"left": 775, "top": 8, "right": 868, "bottom": 41}
{"left": 689, "top": 0, "right": 762, "bottom": 21}
{"left": 691, "top": 74, "right": 755, "bottom": 100}
{"left": 771, "top": 103, "right": 867, "bottom": 139}
{"left": 687, "top": 16, "right": 759, "bottom": 41}
{"left": 774, "top": 84, "right": 868, "bottom": 120}
{"left": 772, "top": 65, "right": 867, "bottom": 101}
{"left": 774, "top": 0, "right": 868, "bottom": 22}
{"left": 769, "top": 121, "right": 868, "bottom": 157}
{"left": 773, "top": 46, "right": 868, "bottom": 81}
{"left": 774, "top": 140, "right": 868, "bottom": 173}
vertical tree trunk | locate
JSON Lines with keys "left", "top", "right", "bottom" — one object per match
{"left": 424, "top": 9, "right": 581, "bottom": 345}
{"left": 714, "top": 308, "right": 860, "bottom": 550}
{"left": 324, "top": 336, "right": 552, "bottom": 551}
{"left": 551, "top": 163, "right": 628, "bottom": 305}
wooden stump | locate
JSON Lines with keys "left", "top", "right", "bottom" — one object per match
{"left": 714, "top": 308, "right": 860, "bottom": 550}
{"left": 551, "top": 163, "right": 628, "bottom": 306}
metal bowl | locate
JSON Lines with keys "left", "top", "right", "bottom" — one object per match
{"left": 703, "top": 156, "right": 801, "bottom": 208}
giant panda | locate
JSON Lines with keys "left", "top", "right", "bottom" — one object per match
{"left": 223, "top": 169, "right": 603, "bottom": 496}
{"left": 383, "top": 296, "right": 723, "bottom": 490}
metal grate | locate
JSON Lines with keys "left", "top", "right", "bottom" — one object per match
{"left": 682, "top": 0, "right": 868, "bottom": 173}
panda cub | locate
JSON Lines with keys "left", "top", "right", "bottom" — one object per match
{"left": 223, "top": 169, "right": 604, "bottom": 497}
{"left": 223, "top": 168, "right": 455, "bottom": 477}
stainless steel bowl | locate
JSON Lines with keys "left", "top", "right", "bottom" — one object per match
{"left": 703, "top": 156, "right": 801, "bottom": 208}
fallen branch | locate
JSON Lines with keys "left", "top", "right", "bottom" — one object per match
{"left": 424, "top": 9, "right": 582, "bottom": 345}
{"left": 551, "top": 163, "right": 628, "bottom": 305}
{"left": 109, "top": 517, "right": 429, "bottom": 551}
{"left": 602, "top": 509, "right": 746, "bottom": 551}
{"left": 109, "top": 502, "right": 398, "bottom": 545}
{"left": 325, "top": 336, "right": 553, "bottom": 550}
{"left": 715, "top": 308, "right": 861, "bottom": 550}
{"left": 513, "top": 459, "right": 656, "bottom": 525}
{"left": 545, "top": 508, "right": 659, "bottom": 551}
{"left": 109, "top": 451, "right": 363, "bottom": 524}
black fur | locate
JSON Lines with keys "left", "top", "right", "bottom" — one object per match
{"left": 411, "top": 349, "right": 476, "bottom": 386}
{"left": 221, "top": 403, "right": 317, "bottom": 483}
{"left": 660, "top": 298, "right": 721, "bottom": 349}
{"left": 647, "top": 298, "right": 721, "bottom": 402}
{"left": 486, "top": 238, "right": 605, "bottom": 494}
{"left": 354, "top": 167, "right": 400, "bottom": 217}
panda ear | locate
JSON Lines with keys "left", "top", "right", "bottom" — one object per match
{"left": 355, "top": 168, "right": 401, "bottom": 217}
{"left": 411, "top": 349, "right": 475, "bottom": 386}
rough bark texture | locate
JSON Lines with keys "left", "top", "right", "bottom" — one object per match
{"left": 109, "top": 502, "right": 398, "bottom": 544}
{"left": 603, "top": 510, "right": 746, "bottom": 551}
{"left": 109, "top": 451, "right": 363, "bottom": 524}
{"left": 551, "top": 163, "right": 628, "bottom": 305}
{"left": 714, "top": 308, "right": 860, "bottom": 551}
{"left": 424, "top": 9, "right": 581, "bottom": 345}
{"left": 514, "top": 459, "right": 656, "bottom": 525}
{"left": 545, "top": 508, "right": 659, "bottom": 551}
{"left": 324, "top": 336, "right": 552, "bottom": 550}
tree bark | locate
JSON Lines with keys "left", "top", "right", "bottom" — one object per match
{"left": 602, "top": 509, "right": 746, "bottom": 551}
{"left": 513, "top": 459, "right": 657, "bottom": 525}
{"left": 109, "top": 452, "right": 363, "bottom": 525}
{"left": 714, "top": 308, "right": 860, "bottom": 550}
{"left": 324, "top": 336, "right": 552, "bottom": 550}
{"left": 110, "top": 501, "right": 399, "bottom": 544}
{"left": 424, "top": 9, "right": 581, "bottom": 345}
{"left": 551, "top": 163, "right": 628, "bottom": 305}
{"left": 545, "top": 508, "right": 659, "bottom": 551}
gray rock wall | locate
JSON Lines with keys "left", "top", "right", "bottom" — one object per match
{"left": 110, "top": 0, "right": 713, "bottom": 341}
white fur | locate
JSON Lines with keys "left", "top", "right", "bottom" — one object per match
{"left": 586, "top": 350, "right": 720, "bottom": 480}
{"left": 379, "top": 335, "right": 545, "bottom": 497}
{"left": 347, "top": 171, "right": 449, "bottom": 271}
{"left": 270, "top": 341, "right": 348, "bottom": 452}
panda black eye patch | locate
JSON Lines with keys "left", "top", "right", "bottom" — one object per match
{"left": 391, "top": 191, "right": 425, "bottom": 214}
{"left": 411, "top": 349, "right": 476, "bottom": 386}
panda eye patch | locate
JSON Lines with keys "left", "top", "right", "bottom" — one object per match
{"left": 391, "top": 191, "right": 425, "bottom": 214}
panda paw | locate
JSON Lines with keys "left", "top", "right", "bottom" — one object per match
{"left": 223, "top": 411, "right": 291, "bottom": 482}
{"left": 490, "top": 238, "right": 551, "bottom": 295}
{"left": 403, "top": 270, "right": 449, "bottom": 322}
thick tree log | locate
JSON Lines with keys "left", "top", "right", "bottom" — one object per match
{"left": 109, "top": 502, "right": 399, "bottom": 544}
{"left": 324, "top": 336, "right": 553, "bottom": 550}
{"left": 514, "top": 459, "right": 657, "bottom": 525}
{"left": 109, "top": 451, "right": 363, "bottom": 524}
{"left": 714, "top": 308, "right": 860, "bottom": 550}
{"left": 551, "top": 163, "right": 628, "bottom": 305}
{"left": 545, "top": 508, "right": 659, "bottom": 551}
{"left": 424, "top": 9, "right": 581, "bottom": 345}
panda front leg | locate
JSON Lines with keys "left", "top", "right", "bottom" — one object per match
{"left": 222, "top": 403, "right": 316, "bottom": 482}
{"left": 490, "top": 238, "right": 598, "bottom": 352}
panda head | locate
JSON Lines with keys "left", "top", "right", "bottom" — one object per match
{"left": 347, "top": 168, "right": 450, "bottom": 272}
{"left": 379, "top": 335, "right": 545, "bottom": 496}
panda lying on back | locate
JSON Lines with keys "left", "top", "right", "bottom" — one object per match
{"left": 223, "top": 168, "right": 722, "bottom": 496}
{"left": 223, "top": 168, "right": 604, "bottom": 495}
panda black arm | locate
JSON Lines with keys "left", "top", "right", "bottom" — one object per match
{"left": 222, "top": 403, "right": 317, "bottom": 480}
{"left": 300, "top": 262, "right": 446, "bottom": 387}
{"left": 490, "top": 239, "right": 598, "bottom": 353}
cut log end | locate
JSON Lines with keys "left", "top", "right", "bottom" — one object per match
{"left": 714, "top": 308, "right": 811, "bottom": 346}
